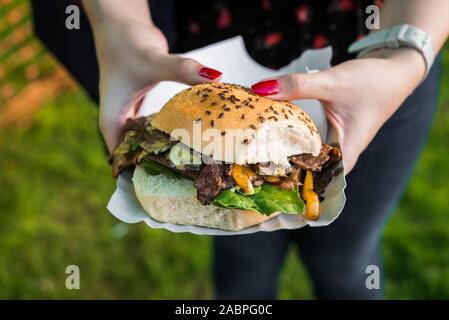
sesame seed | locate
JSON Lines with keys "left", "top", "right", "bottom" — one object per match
{"left": 224, "top": 107, "right": 231, "bottom": 112}
{"left": 250, "top": 124, "right": 257, "bottom": 130}
{"left": 218, "top": 112, "right": 224, "bottom": 118}
{"left": 221, "top": 131, "right": 226, "bottom": 136}
{"left": 210, "top": 120, "right": 215, "bottom": 127}
{"left": 211, "top": 102, "right": 218, "bottom": 106}
{"left": 273, "top": 110, "right": 279, "bottom": 115}
{"left": 258, "top": 117, "right": 266, "bottom": 123}
{"left": 205, "top": 110, "right": 211, "bottom": 115}
{"left": 241, "top": 114, "right": 245, "bottom": 119}
{"left": 235, "top": 105, "right": 242, "bottom": 109}
{"left": 195, "top": 117, "right": 202, "bottom": 122}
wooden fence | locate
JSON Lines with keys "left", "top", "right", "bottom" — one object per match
{"left": 0, "top": 0, "right": 76, "bottom": 128}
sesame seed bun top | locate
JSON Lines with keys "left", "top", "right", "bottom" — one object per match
{"left": 151, "top": 83, "right": 322, "bottom": 165}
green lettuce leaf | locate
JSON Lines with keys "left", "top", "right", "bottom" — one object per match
{"left": 212, "top": 189, "right": 261, "bottom": 212}
{"left": 213, "top": 184, "right": 304, "bottom": 216}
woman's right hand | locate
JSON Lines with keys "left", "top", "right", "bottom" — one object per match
{"left": 91, "top": 19, "right": 222, "bottom": 152}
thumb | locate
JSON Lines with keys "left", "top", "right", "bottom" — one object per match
{"left": 251, "top": 71, "right": 334, "bottom": 101}
{"left": 158, "top": 54, "right": 222, "bottom": 85}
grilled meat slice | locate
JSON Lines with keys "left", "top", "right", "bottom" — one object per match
{"left": 110, "top": 116, "right": 175, "bottom": 177}
{"left": 194, "top": 163, "right": 234, "bottom": 205}
{"left": 289, "top": 144, "right": 341, "bottom": 172}
{"left": 313, "top": 146, "right": 343, "bottom": 195}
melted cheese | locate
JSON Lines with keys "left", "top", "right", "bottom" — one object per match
{"left": 302, "top": 171, "right": 320, "bottom": 221}
{"left": 231, "top": 164, "right": 256, "bottom": 195}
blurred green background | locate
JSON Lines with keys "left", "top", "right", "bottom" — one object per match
{"left": 1, "top": 1, "right": 449, "bottom": 299}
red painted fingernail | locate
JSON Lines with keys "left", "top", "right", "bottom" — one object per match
{"left": 198, "top": 67, "right": 222, "bottom": 80}
{"left": 251, "top": 79, "right": 280, "bottom": 96}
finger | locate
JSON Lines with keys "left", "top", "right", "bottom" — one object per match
{"left": 99, "top": 115, "right": 120, "bottom": 154}
{"left": 251, "top": 71, "right": 334, "bottom": 101}
{"left": 98, "top": 77, "right": 138, "bottom": 153}
{"left": 159, "top": 55, "right": 222, "bottom": 85}
{"left": 341, "top": 145, "right": 358, "bottom": 175}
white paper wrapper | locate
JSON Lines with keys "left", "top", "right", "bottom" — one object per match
{"left": 107, "top": 36, "right": 346, "bottom": 235}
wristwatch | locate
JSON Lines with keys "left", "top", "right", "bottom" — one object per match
{"left": 348, "top": 24, "right": 434, "bottom": 79}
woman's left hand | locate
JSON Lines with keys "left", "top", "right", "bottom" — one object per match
{"left": 251, "top": 48, "right": 426, "bottom": 174}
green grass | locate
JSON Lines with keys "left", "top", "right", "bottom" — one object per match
{"left": 0, "top": 91, "right": 213, "bottom": 299}
{"left": 0, "top": 49, "right": 448, "bottom": 299}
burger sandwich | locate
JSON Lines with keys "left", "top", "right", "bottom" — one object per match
{"left": 110, "top": 83, "right": 342, "bottom": 231}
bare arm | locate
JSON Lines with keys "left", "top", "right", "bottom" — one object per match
{"left": 380, "top": 0, "right": 449, "bottom": 53}
{"left": 367, "top": 0, "right": 449, "bottom": 82}
{"left": 83, "top": 0, "right": 152, "bottom": 25}
{"left": 82, "top": 0, "right": 222, "bottom": 152}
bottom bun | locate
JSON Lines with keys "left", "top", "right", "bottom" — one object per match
{"left": 132, "top": 165, "right": 279, "bottom": 231}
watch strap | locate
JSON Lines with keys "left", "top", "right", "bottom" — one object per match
{"left": 348, "top": 24, "right": 434, "bottom": 78}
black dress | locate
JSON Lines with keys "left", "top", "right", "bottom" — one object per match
{"left": 171, "top": 0, "right": 382, "bottom": 67}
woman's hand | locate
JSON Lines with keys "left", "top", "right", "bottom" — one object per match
{"left": 251, "top": 48, "right": 426, "bottom": 174}
{"left": 91, "top": 20, "right": 222, "bottom": 152}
